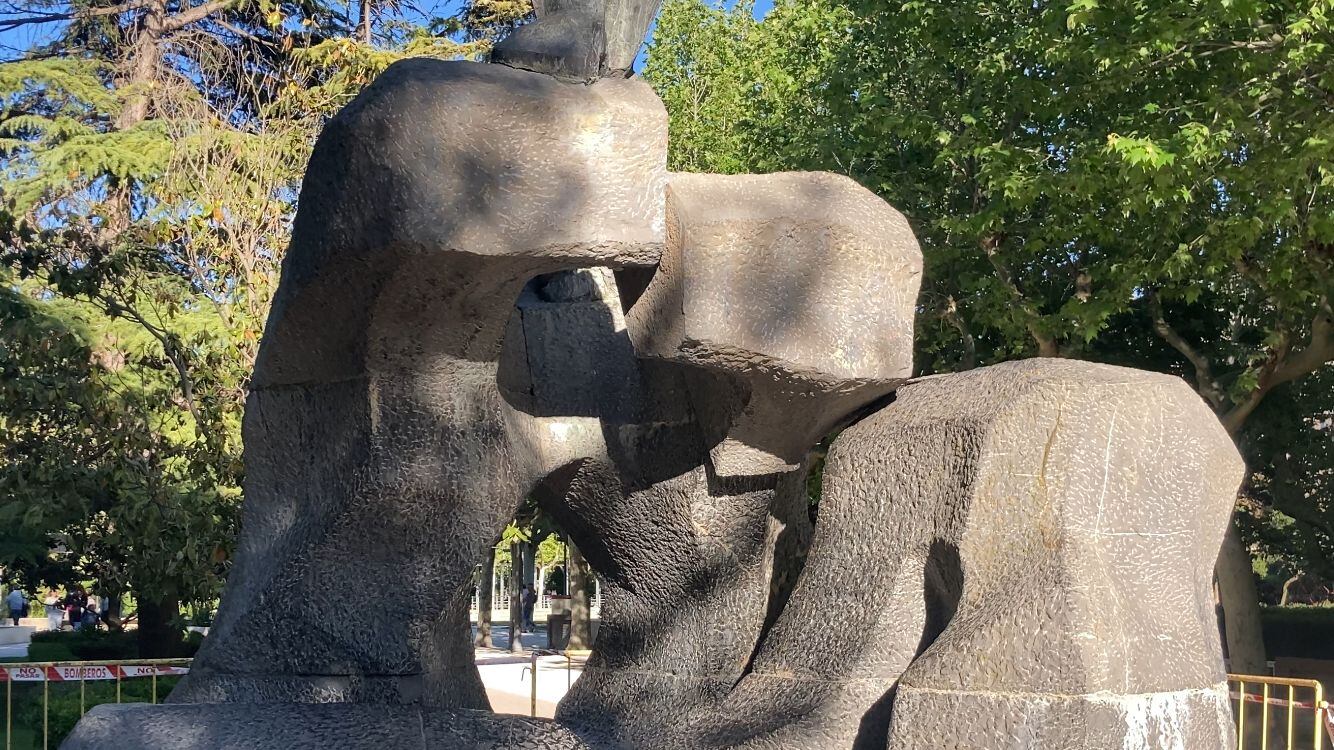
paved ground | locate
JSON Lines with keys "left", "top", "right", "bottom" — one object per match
{"left": 474, "top": 624, "right": 585, "bottom": 718}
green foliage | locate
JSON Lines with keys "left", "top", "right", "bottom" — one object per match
{"left": 454, "top": 0, "right": 534, "bottom": 43}
{"left": 284, "top": 32, "right": 486, "bottom": 118}
{"left": 535, "top": 531, "right": 566, "bottom": 570}
{"left": 644, "top": 0, "right": 760, "bottom": 173}
{"left": 0, "top": 271, "right": 240, "bottom": 606}
{"left": 1243, "top": 370, "right": 1334, "bottom": 581}
{"left": 1261, "top": 605, "right": 1334, "bottom": 659}
{"left": 0, "top": 0, "right": 530, "bottom": 626}
{"left": 26, "top": 629, "right": 204, "bottom": 663}
{"left": 22, "top": 639, "right": 78, "bottom": 663}
{"left": 29, "top": 629, "right": 139, "bottom": 661}
{"left": 646, "top": 0, "right": 1334, "bottom": 580}
{"left": 4, "top": 676, "right": 185, "bottom": 749}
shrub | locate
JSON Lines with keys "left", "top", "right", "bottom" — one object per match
{"left": 23, "top": 640, "right": 77, "bottom": 663}
{"left": 28, "top": 630, "right": 66, "bottom": 644}
{"left": 67, "top": 630, "right": 139, "bottom": 661}
{"left": 9, "top": 676, "right": 183, "bottom": 748}
{"left": 1261, "top": 605, "right": 1334, "bottom": 660}
{"left": 27, "top": 629, "right": 137, "bottom": 661}
{"left": 25, "top": 628, "right": 204, "bottom": 661}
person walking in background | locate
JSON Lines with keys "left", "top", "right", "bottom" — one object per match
{"left": 43, "top": 590, "right": 63, "bottom": 631}
{"left": 64, "top": 586, "right": 87, "bottom": 631}
{"left": 521, "top": 583, "right": 537, "bottom": 633}
{"left": 6, "top": 587, "right": 25, "bottom": 626}
{"left": 81, "top": 603, "right": 100, "bottom": 631}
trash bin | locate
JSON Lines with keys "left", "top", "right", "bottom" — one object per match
{"left": 547, "top": 613, "right": 571, "bottom": 650}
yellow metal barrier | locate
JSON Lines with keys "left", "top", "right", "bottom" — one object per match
{"left": 8, "top": 662, "right": 1313, "bottom": 747}
{"left": 1230, "top": 673, "right": 1329, "bottom": 750}
{"left": 522, "top": 649, "right": 583, "bottom": 717}
{"left": 0, "top": 659, "right": 190, "bottom": 750}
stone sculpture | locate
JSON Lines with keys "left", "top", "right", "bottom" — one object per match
{"left": 492, "top": 0, "right": 665, "bottom": 79}
{"left": 65, "top": 8, "right": 1244, "bottom": 750}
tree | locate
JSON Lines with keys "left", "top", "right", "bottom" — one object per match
{"left": 0, "top": 0, "right": 345, "bottom": 654}
{"left": 0, "top": 0, "right": 529, "bottom": 653}
{"left": 507, "top": 538, "right": 524, "bottom": 653}
{"left": 646, "top": 0, "right": 1334, "bottom": 671}
{"left": 475, "top": 537, "right": 498, "bottom": 648}
{"left": 533, "top": 531, "right": 565, "bottom": 596}
{"left": 566, "top": 542, "right": 593, "bottom": 651}
{"left": 0, "top": 270, "right": 239, "bottom": 650}
{"left": 1240, "top": 369, "right": 1333, "bottom": 587}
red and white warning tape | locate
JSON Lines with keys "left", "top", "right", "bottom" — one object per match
{"left": 1229, "top": 691, "right": 1324, "bottom": 710}
{"left": 1229, "top": 690, "right": 1334, "bottom": 743}
{"left": 0, "top": 664, "right": 188, "bottom": 682}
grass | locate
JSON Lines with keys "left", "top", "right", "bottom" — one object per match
{"left": 0, "top": 629, "right": 194, "bottom": 747}
{"left": 0, "top": 674, "right": 182, "bottom": 748}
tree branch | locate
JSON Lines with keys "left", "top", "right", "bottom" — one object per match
{"left": 96, "top": 285, "right": 212, "bottom": 443}
{"left": 981, "top": 233, "right": 1059, "bottom": 357}
{"left": 1222, "top": 297, "right": 1334, "bottom": 433}
{"left": 0, "top": 0, "right": 157, "bottom": 32}
{"left": 1147, "top": 291, "right": 1227, "bottom": 412}
{"left": 160, "top": 0, "right": 241, "bottom": 32}
{"left": 940, "top": 295, "right": 977, "bottom": 371}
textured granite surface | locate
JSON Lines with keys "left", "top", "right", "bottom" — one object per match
{"left": 64, "top": 55, "right": 1242, "bottom": 750}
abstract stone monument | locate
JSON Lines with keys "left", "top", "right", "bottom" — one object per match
{"left": 66, "top": 4, "right": 1244, "bottom": 748}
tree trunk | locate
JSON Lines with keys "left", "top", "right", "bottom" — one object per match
{"left": 1216, "top": 523, "right": 1267, "bottom": 674}
{"left": 104, "top": 0, "right": 166, "bottom": 236}
{"left": 567, "top": 543, "right": 593, "bottom": 650}
{"left": 1214, "top": 407, "right": 1269, "bottom": 675}
{"left": 1280, "top": 574, "right": 1301, "bottom": 607}
{"left": 475, "top": 548, "right": 495, "bottom": 648}
{"left": 100, "top": 583, "right": 125, "bottom": 631}
{"left": 508, "top": 541, "right": 524, "bottom": 653}
{"left": 1149, "top": 299, "right": 1334, "bottom": 672}
{"left": 358, "top": 0, "right": 372, "bottom": 44}
{"left": 136, "top": 595, "right": 181, "bottom": 658}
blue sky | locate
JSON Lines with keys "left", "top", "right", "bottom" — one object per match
{"left": 636, "top": 0, "right": 771, "bottom": 69}
{"left": 0, "top": 0, "right": 773, "bottom": 63}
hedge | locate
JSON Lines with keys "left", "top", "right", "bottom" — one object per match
{"left": 1262, "top": 605, "right": 1334, "bottom": 660}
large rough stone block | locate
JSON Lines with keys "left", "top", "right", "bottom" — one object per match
{"left": 170, "top": 59, "right": 668, "bottom": 711}
{"left": 492, "top": 0, "right": 664, "bottom": 79}
{"left": 63, "top": 703, "right": 590, "bottom": 750}
{"left": 698, "top": 359, "right": 1241, "bottom": 750}
{"left": 256, "top": 58, "right": 667, "bottom": 388}
{"left": 630, "top": 171, "right": 920, "bottom": 385}
{"left": 626, "top": 171, "right": 922, "bottom": 475}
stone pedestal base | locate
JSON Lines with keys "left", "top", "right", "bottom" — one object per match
{"left": 63, "top": 703, "right": 591, "bottom": 750}
{"left": 886, "top": 684, "right": 1236, "bottom": 750}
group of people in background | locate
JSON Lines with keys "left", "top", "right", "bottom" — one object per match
{"left": 2, "top": 585, "right": 110, "bottom": 631}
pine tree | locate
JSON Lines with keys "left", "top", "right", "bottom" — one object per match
{"left": 1, "top": 0, "right": 530, "bottom": 654}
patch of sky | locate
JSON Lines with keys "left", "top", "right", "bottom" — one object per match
{"left": 1, "top": 0, "right": 775, "bottom": 69}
